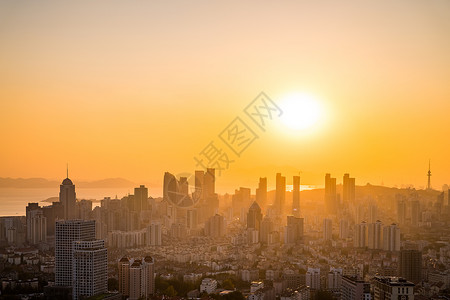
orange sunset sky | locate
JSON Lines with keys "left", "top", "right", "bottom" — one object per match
{"left": 1, "top": 0, "right": 450, "bottom": 194}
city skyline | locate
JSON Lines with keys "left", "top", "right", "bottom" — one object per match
{"left": 1, "top": 0, "right": 450, "bottom": 190}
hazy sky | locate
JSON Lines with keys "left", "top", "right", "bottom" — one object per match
{"left": 1, "top": 0, "right": 449, "bottom": 194}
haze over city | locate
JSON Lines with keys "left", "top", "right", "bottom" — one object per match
{"left": 1, "top": 1, "right": 450, "bottom": 300}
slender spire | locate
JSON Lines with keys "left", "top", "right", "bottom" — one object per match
{"left": 427, "top": 159, "right": 432, "bottom": 190}
{"left": 66, "top": 163, "right": 69, "bottom": 178}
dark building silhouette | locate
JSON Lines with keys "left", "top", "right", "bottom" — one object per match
{"left": 247, "top": 201, "right": 262, "bottom": 230}
{"left": 292, "top": 176, "right": 300, "bottom": 217}
{"left": 59, "top": 176, "right": 76, "bottom": 220}
{"left": 275, "top": 173, "right": 286, "bottom": 213}
{"left": 399, "top": 249, "right": 422, "bottom": 284}
{"left": 325, "top": 174, "right": 337, "bottom": 214}
{"left": 343, "top": 173, "right": 355, "bottom": 204}
{"left": 255, "top": 177, "right": 267, "bottom": 209}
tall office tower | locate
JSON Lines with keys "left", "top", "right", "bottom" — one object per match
{"left": 77, "top": 200, "right": 92, "bottom": 220}
{"left": 306, "top": 268, "right": 321, "bottom": 290}
{"left": 292, "top": 176, "right": 300, "bottom": 217}
{"left": 323, "top": 218, "right": 332, "bottom": 241}
{"left": 275, "top": 173, "right": 286, "bottom": 214}
{"left": 372, "top": 276, "right": 414, "bottom": 300}
{"left": 146, "top": 222, "right": 162, "bottom": 246}
{"left": 354, "top": 221, "right": 368, "bottom": 248}
{"left": 285, "top": 216, "right": 304, "bottom": 244}
{"left": 26, "top": 203, "right": 41, "bottom": 242}
{"left": 72, "top": 239, "right": 107, "bottom": 300}
{"left": 247, "top": 202, "right": 262, "bottom": 230}
{"left": 399, "top": 250, "right": 422, "bottom": 284}
{"left": 327, "top": 268, "right": 343, "bottom": 291}
{"left": 30, "top": 210, "right": 47, "bottom": 244}
{"left": 368, "top": 220, "right": 383, "bottom": 250}
{"left": 186, "top": 209, "right": 198, "bottom": 230}
{"left": 134, "top": 185, "right": 149, "bottom": 211}
{"left": 410, "top": 200, "right": 420, "bottom": 227}
{"left": 339, "top": 219, "right": 349, "bottom": 239}
{"left": 260, "top": 216, "right": 273, "bottom": 244}
{"left": 341, "top": 276, "right": 371, "bottom": 300}
{"left": 396, "top": 195, "right": 407, "bottom": 225}
{"left": 325, "top": 174, "right": 337, "bottom": 214}
{"left": 118, "top": 257, "right": 130, "bottom": 297}
{"left": 343, "top": 173, "right": 355, "bottom": 204}
{"left": 368, "top": 203, "right": 378, "bottom": 224}
{"left": 232, "top": 187, "right": 251, "bottom": 219}
{"left": 255, "top": 177, "right": 268, "bottom": 209}
{"left": 194, "top": 170, "right": 204, "bottom": 200}
{"left": 203, "top": 168, "right": 215, "bottom": 198}
{"left": 129, "top": 257, "right": 155, "bottom": 300}
{"left": 383, "top": 223, "right": 401, "bottom": 252}
{"left": 60, "top": 176, "right": 77, "bottom": 220}
{"left": 43, "top": 202, "right": 64, "bottom": 236}
{"left": 204, "top": 214, "right": 226, "bottom": 237}
{"left": 55, "top": 220, "right": 96, "bottom": 287}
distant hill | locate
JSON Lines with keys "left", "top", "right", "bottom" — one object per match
{"left": 0, "top": 177, "right": 137, "bottom": 189}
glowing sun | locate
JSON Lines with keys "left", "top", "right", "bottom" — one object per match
{"left": 279, "top": 93, "right": 323, "bottom": 131}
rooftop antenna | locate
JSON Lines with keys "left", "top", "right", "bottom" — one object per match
{"left": 66, "top": 163, "right": 69, "bottom": 178}
{"left": 427, "top": 159, "right": 432, "bottom": 190}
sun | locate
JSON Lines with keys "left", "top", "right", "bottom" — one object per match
{"left": 279, "top": 93, "right": 323, "bottom": 131}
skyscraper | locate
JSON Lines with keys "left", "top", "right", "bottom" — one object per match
{"left": 368, "top": 220, "right": 382, "bottom": 250}
{"left": 285, "top": 216, "right": 304, "bottom": 244}
{"left": 59, "top": 176, "right": 77, "bottom": 220}
{"left": 339, "top": 219, "right": 349, "bottom": 239}
{"left": 121, "top": 257, "right": 155, "bottom": 300}
{"left": 247, "top": 201, "right": 262, "bottom": 230}
{"left": 383, "top": 223, "right": 401, "bottom": 252}
{"left": 255, "top": 177, "right": 267, "bottom": 209}
{"left": 343, "top": 173, "right": 355, "bottom": 204}
{"left": 134, "top": 185, "right": 149, "bottom": 211}
{"left": 118, "top": 257, "right": 130, "bottom": 297}
{"left": 323, "top": 218, "right": 332, "bottom": 241}
{"left": 55, "top": 220, "right": 96, "bottom": 287}
{"left": 325, "top": 174, "right": 337, "bottom": 214}
{"left": 354, "top": 221, "right": 367, "bottom": 248}
{"left": 292, "top": 176, "right": 300, "bottom": 217}
{"left": 399, "top": 249, "right": 422, "bottom": 284}
{"left": 72, "top": 239, "right": 107, "bottom": 300}
{"left": 275, "top": 173, "right": 286, "bottom": 213}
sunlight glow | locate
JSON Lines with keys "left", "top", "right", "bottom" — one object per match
{"left": 280, "top": 93, "right": 323, "bottom": 131}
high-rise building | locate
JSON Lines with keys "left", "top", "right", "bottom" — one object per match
{"left": 72, "top": 239, "right": 107, "bottom": 300}
{"left": 59, "top": 177, "right": 77, "bottom": 220}
{"left": 410, "top": 200, "right": 420, "bottom": 227}
{"left": 341, "top": 276, "right": 371, "bottom": 300}
{"left": 306, "top": 268, "right": 320, "bottom": 290}
{"left": 368, "top": 221, "right": 382, "bottom": 250}
{"left": 368, "top": 203, "right": 378, "bottom": 224}
{"left": 255, "top": 177, "right": 267, "bottom": 209}
{"left": 325, "top": 174, "right": 337, "bottom": 214}
{"left": 340, "top": 219, "right": 349, "bottom": 239}
{"left": 327, "top": 268, "right": 343, "bottom": 291}
{"left": 275, "top": 173, "right": 286, "bottom": 213}
{"left": 399, "top": 250, "right": 422, "bottom": 284}
{"left": 354, "top": 221, "right": 368, "bottom": 248}
{"left": 134, "top": 185, "right": 149, "bottom": 211}
{"left": 396, "top": 196, "right": 407, "bottom": 225}
{"left": 118, "top": 257, "right": 131, "bottom": 297}
{"left": 55, "top": 220, "right": 96, "bottom": 287}
{"left": 232, "top": 187, "right": 251, "bottom": 219}
{"left": 343, "top": 173, "right": 355, "bottom": 204}
{"left": 247, "top": 202, "right": 262, "bottom": 230}
{"left": 323, "top": 218, "right": 332, "bottom": 241}
{"left": 122, "top": 257, "right": 155, "bottom": 300}
{"left": 383, "top": 223, "right": 401, "bottom": 252}
{"left": 260, "top": 216, "right": 273, "bottom": 244}
{"left": 285, "top": 216, "right": 304, "bottom": 244}
{"left": 372, "top": 276, "right": 414, "bottom": 300}
{"left": 292, "top": 176, "right": 300, "bottom": 217}
{"left": 204, "top": 214, "right": 226, "bottom": 237}
{"left": 30, "top": 210, "right": 47, "bottom": 244}
{"left": 203, "top": 168, "right": 215, "bottom": 199}
{"left": 146, "top": 222, "right": 162, "bottom": 246}
{"left": 26, "top": 203, "right": 40, "bottom": 242}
